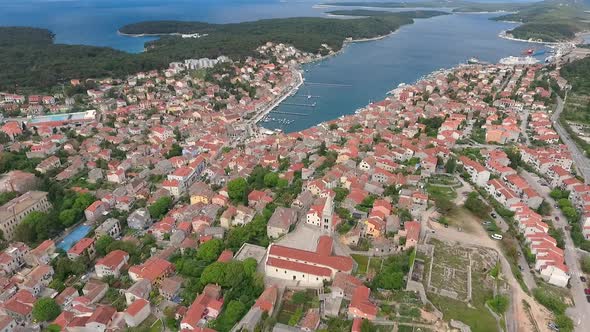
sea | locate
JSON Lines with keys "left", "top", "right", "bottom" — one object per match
{"left": 0, "top": 0, "right": 547, "bottom": 133}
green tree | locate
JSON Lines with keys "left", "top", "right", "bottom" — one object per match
{"left": 32, "top": 298, "right": 61, "bottom": 322}
{"left": 148, "top": 196, "right": 172, "bottom": 219}
{"left": 263, "top": 172, "right": 279, "bottom": 188}
{"left": 59, "top": 209, "right": 78, "bottom": 227}
{"left": 464, "top": 192, "right": 491, "bottom": 219}
{"left": 95, "top": 235, "right": 114, "bottom": 257}
{"left": 196, "top": 239, "right": 223, "bottom": 263}
{"left": 14, "top": 211, "right": 47, "bottom": 245}
{"left": 581, "top": 255, "right": 590, "bottom": 274}
{"left": 212, "top": 300, "right": 246, "bottom": 332}
{"left": 445, "top": 157, "right": 457, "bottom": 173}
{"left": 228, "top": 177, "right": 248, "bottom": 203}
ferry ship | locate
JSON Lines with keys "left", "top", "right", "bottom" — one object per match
{"left": 467, "top": 57, "right": 481, "bottom": 64}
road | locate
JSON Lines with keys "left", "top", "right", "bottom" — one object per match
{"left": 521, "top": 171, "right": 590, "bottom": 332}
{"left": 520, "top": 107, "right": 531, "bottom": 146}
{"left": 551, "top": 92, "right": 590, "bottom": 183}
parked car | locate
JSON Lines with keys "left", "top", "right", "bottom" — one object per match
{"left": 491, "top": 212, "right": 497, "bottom": 218}
{"left": 584, "top": 288, "right": 590, "bottom": 295}
{"left": 491, "top": 233, "right": 503, "bottom": 240}
{"left": 581, "top": 276, "right": 587, "bottom": 283}
{"left": 555, "top": 216, "right": 559, "bottom": 221}
{"left": 586, "top": 295, "right": 590, "bottom": 303}
{"left": 518, "top": 265, "right": 523, "bottom": 271}
{"left": 548, "top": 322, "right": 559, "bottom": 331}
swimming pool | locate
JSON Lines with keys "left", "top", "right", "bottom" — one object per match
{"left": 57, "top": 224, "right": 92, "bottom": 251}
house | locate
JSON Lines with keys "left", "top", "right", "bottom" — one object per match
{"left": 402, "top": 221, "right": 421, "bottom": 250}
{"left": 0, "top": 242, "right": 29, "bottom": 276}
{"left": 0, "top": 315, "right": 16, "bottom": 332}
{"left": 84, "top": 305, "right": 116, "bottom": 332}
{"left": 124, "top": 299, "right": 150, "bottom": 327}
{"left": 25, "top": 239, "right": 55, "bottom": 267}
{"left": 2, "top": 290, "right": 35, "bottom": 323}
{"left": 67, "top": 238, "right": 96, "bottom": 260}
{"left": 189, "top": 181, "right": 214, "bottom": 205}
{"left": 0, "top": 191, "right": 52, "bottom": 241}
{"left": 332, "top": 272, "right": 363, "bottom": 299}
{"left": 125, "top": 279, "right": 151, "bottom": 306}
{"left": 127, "top": 208, "right": 152, "bottom": 230}
{"left": 20, "top": 264, "right": 54, "bottom": 296}
{"left": 128, "top": 258, "right": 174, "bottom": 284}
{"left": 265, "top": 236, "right": 354, "bottom": 287}
{"left": 94, "top": 218, "right": 121, "bottom": 238}
{"left": 459, "top": 156, "right": 490, "bottom": 186}
{"left": 95, "top": 250, "right": 129, "bottom": 278}
{"left": 160, "top": 277, "right": 182, "bottom": 301}
{"left": 180, "top": 284, "right": 224, "bottom": 331}
{"left": 84, "top": 200, "right": 108, "bottom": 222}
{"left": 267, "top": 207, "right": 298, "bottom": 239}
{"left": 348, "top": 286, "right": 377, "bottom": 320}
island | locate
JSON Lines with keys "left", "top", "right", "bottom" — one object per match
{"left": 323, "top": 0, "right": 590, "bottom": 43}
{"left": 0, "top": 10, "right": 446, "bottom": 91}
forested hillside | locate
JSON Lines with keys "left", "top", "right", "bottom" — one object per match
{"left": 0, "top": 11, "right": 445, "bottom": 91}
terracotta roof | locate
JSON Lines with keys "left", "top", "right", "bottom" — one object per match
{"left": 125, "top": 299, "right": 149, "bottom": 317}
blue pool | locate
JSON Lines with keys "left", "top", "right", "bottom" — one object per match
{"left": 57, "top": 225, "right": 92, "bottom": 251}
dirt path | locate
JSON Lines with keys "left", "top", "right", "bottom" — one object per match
{"left": 428, "top": 220, "right": 552, "bottom": 332}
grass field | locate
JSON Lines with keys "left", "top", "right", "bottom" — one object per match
{"left": 352, "top": 254, "right": 383, "bottom": 276}
{"left": 425, "top": 240, "right": 499, "bottom": 332}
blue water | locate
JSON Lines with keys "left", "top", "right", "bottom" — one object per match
{"left": 265, "top": 12, "right": 549, "bottom": 133}
{"left": 57, "top": 224, "right": 91, "bottom": 251}
{"left": 0, "top": 0, "right": 547, "bottom": 132}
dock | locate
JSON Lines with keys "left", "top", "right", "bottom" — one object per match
{"left": 270, "top": 111, "right": 309, "bottom": 116}
{"left": 305, "top": 82, "right": 352, "bottom": 87}
{"left": 281, "top": 102, "right": 317, "bottom": 107}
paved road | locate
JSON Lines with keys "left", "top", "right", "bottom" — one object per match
{"left": 521, "top": 171, "right": 590, "bottom": 332}
{"left": 520, "top": 108, "right": 531, "bottom": 146}
{"left": 551, "top": 93, "right": 590, "bottom": 183}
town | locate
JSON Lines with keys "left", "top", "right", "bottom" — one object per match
{"left": 0, "top": 41, "right": 588, "bottom": 332}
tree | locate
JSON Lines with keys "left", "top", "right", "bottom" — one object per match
{"left": 464, "top": 192, "right": 491, "bottom": 219}
{"left": 32, "top": 298, "right": 61, "bottom": 322}
{"left": 212, "top": 300, "right": 246, "bottom": 332}
{"left": 581, "top": 255, "right": 590, "bottom": 274}
{"left": 95, "top": 235, "right": 114, "bottom": 257}
{"left": 263, "top": 172, "right": 279, "bottom": 188}
{"left": 166, "top": 143, "right": 183, "bottom": 158}
{"left": 445, "top": 157, "right": 457, "bottom": 173}
{"left": 46, "top": 324, "right": 62, "bottom": 332}
{"left": 196, "top": 239, "right": 223, "bottom": 263}
{"left": 14, "top": 211, "right": 47, "bottom": 245}
{"left": 148, "top": 196, "right": 172, "bottom": 219}
{"left": 227, "top": 177, "right": 248, "bottom": 203}
{"left": 59, "top": 209, "right": 78, "bottom": 227}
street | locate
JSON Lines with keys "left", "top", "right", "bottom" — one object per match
{"left": 551, "top": 93, "right": 590, "bottom": 183}
{"left": 521, "top": 170, "right": 590, "bottom": 332}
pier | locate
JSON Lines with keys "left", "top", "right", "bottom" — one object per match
{"left": 269, "top": 111, "right": 309, "bottom": 116}
{"left": 281, "top": 102, "right": 317, "bottom": 107}
{"left": 305, "top": 82, "right": 352, "bottom": 87}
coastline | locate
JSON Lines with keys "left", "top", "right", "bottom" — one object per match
{"left": 497, "top": 30, "right": 561, "bottom": 45}
{"left": 251, "top": 69, "right": 304, "bottom": 125}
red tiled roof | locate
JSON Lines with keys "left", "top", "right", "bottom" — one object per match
{"left": 125, "top": 299, "right": 149, "bottom": 317}
{"left": 266, "top": 257, "right": 331, "bottom": 277}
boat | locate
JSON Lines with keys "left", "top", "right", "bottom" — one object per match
{"left": 499, "top": 56, "right": 539, "bottom": 65}
{"left": 522, "top": 48, "right": 535, "bottom": 55}
{"left": 467, "top": 57, "right": 480, "bottom": 64}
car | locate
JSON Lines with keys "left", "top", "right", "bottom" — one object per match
{"left": 587, "top": 295, "right": 590, "bottom": 303}
{"left": 555, "top": 216, "right": 560, "bottom": 221}
{"left": 431, "top": 229, "right": 435, "bottom": 234}
{"left": 518, "top": 265, "right": 523, "bottom": 271}
{"left": 491, "top": 212, "right": 497, "bottom": 218}
{"left": 581, "top": 276, "right": 587, "bottom": 283}
{"left": 491, "top": 234, "right": 503, "bottom": 240}
{"left": 482, "top": 221, "right": 491, "bottom": 225}
{"left": 548, "top": 322, "right": 560, "bottom": 331}
{"left": 584, "top": 288, "right": 590, "bottom": 295}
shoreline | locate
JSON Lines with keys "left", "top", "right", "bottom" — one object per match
{"left": 497, "top": 30, "right": 561, "bottom": 45}
{"left": 252, "top": 69, "right": 304, "bottom": 126}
